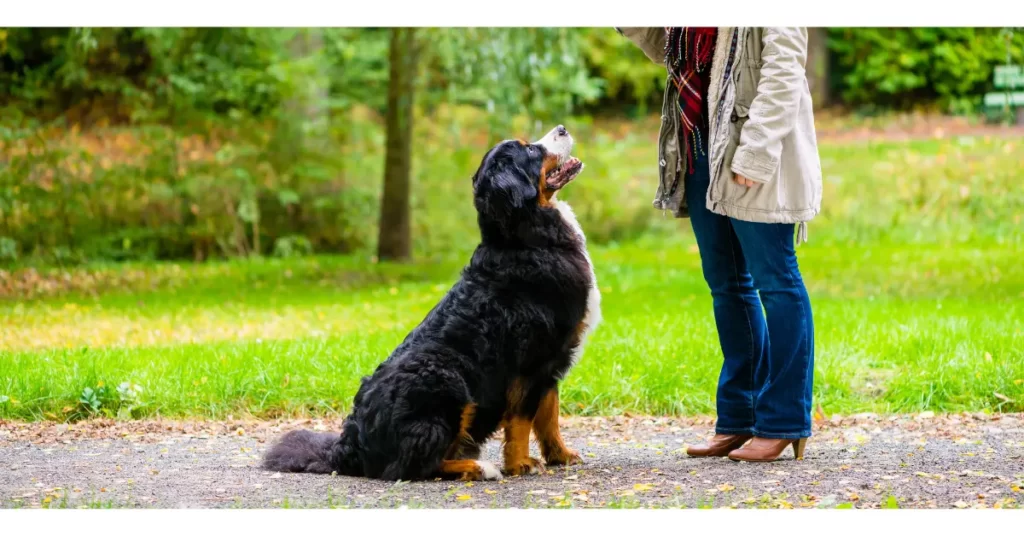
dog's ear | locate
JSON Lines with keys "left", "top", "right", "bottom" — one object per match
{"left": 475, "top": 165, "right": 536, "bottom": 217}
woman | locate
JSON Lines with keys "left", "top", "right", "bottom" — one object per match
{"left": 618, "top": 27, "right": 821, "bottom": 462}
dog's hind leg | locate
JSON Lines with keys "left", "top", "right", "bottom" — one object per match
{"left": 443, "top": 403, "right": 482, "bottom": 460}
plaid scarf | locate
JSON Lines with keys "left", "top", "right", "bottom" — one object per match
{"left": 665, "top": 27, "right": 717, "bottom": 175}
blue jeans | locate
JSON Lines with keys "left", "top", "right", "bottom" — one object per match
{"left": 685, "top": 150, "right": 814, "bottom": 439}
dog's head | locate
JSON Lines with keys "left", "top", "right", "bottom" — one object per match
{"left": 471, "top": 125, "right": 584, "bottom": 226}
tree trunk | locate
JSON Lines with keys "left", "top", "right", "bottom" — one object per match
{"left": 377, "top": 28, "right": 418, "bottom": 262}
{"left": 287, "top": 29, "right": 329, "bottom": 152}
{"left": 806, "top": 27, "right": 830, "bottom": 110}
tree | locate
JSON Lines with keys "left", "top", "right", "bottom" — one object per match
{"left": 806, "top": 27, "right": 830, "bottom": 110}
{"left": 377, "top": 28, "right": 419, "bottom": 262}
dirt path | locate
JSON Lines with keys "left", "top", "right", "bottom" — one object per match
{"left": 2, "top": 414, "right": 1022, "bottom": 509}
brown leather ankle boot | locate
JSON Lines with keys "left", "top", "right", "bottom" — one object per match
{"left": 685, "top": 434, "right": 753, "bottom": 457}
{"left": 727, "top": 437, "right": 808, "bottom": 462}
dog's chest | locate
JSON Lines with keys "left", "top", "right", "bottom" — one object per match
{"left": 551, "top": 199, "right": 602, "bottom": 372}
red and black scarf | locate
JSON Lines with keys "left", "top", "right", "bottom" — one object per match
{"left": 665, "top": 27, "right": 717, "bottom": 175}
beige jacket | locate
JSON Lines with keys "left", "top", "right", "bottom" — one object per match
{"left": 619, "top": 27, "right": 822, "bottom": 242}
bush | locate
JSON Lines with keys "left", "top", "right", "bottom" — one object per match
{"left": 0, "top": 115, "right": 381, "bottom": 264}
{"left": 828, "top": 28, "right": 1024, "bottom": 113}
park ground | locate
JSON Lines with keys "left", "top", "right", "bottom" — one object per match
{"left": 1, "top": 115, "right": 1023, "bottom": 508}
{"left": 1, "top": 413, "right": 1022, "bottom": 509}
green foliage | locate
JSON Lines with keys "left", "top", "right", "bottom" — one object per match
{"left": 579, "top": 28, "right": 666, "bottom": 115}
{"left": 0, "top": 27, "right": 610, "bottom": 128}
{"left": 0, "top": 118, "right": 382, "bottom": 264}
{"left": 71, "top": 381, "right": 146, "bottom": 420}
{"left": 5, "top": 27, "right": 1024, "bottom": 265}
{"left": 424, "top": 28, "right": 603, "bottom": 129}
{"left": 828, "top": 28, "right": 1024, "bottom": 113}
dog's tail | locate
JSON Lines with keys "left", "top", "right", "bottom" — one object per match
{"left": 261, "top": 427, "right": 362, "bottom": 476}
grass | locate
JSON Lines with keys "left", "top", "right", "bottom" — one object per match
{"left": 1, "top": 236, "right": 1021, "bottom": 420}
{"left": 1, "top": 123, "right": 1022, "bottom": 421}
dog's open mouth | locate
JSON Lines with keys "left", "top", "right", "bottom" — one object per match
{"left": 546, "top": 157, "right": 584, "bottom": 190}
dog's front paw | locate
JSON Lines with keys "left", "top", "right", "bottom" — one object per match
{"left": 472, "top": 461, "right": 503, "bottom": 481}
{"left": 544, "top": 448, "right": 583, "bottom": 467}
{"left": 503, "top": 457, "right": 544, "bottom": 477}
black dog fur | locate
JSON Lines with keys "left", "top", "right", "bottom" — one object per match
{"left": 263, "top": 131, "right": 598, "bottom": 481}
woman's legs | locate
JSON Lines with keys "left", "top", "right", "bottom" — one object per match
{"left": 730, "top": 219, "right": 815, "bottom": 439}
{"left": 685, "top": 155, "right": 768, "bottom": 436}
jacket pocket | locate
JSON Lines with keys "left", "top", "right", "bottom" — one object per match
{"left": 733, "top": 60, "right": 763, "bottom": 116}
{"left": 655, "top": 86, "right": 679, "bottom": 208}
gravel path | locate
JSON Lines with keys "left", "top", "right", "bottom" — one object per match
{"left": 2, "top": 413, "right": 1022, "bottom": 509}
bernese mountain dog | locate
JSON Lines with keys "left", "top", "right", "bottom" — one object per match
{"left": 262, "top": 125, "right": 601, "bottom": 481}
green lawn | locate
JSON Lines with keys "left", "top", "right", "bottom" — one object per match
{"left": 1, "top": 127, "right": 1022, "bottom": 421}
{"left": 2, "top": 236, "right": 1021, "bottom": 421}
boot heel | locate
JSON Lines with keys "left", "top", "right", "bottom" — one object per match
{"left": 792, "top": 438, "right": 807, "bottom": 460}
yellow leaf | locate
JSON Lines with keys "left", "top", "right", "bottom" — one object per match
{"left": 456, "top": 494, "right": 472, "bottom": 501}
{"left": 484, "top": 489, "right": 497, "bottom": 495}
{"left": 718, "top": 483, "right": 736, "bottom": 492}
{"left": 633, "top": 483, "right": 653, "bottom": 492}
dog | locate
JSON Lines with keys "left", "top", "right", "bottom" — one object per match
{"left": 262, "top": 125, "right": 601, "bottom": 481}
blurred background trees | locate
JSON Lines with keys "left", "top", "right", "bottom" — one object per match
{"left": 1, "top": 27, "right": 1021, "bottom": 265}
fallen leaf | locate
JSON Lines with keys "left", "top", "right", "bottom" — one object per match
{"left": 633, "top": 483, "right": 654, "bottom": 492}
{"left": 484, "top": 489, "right": 497, "bottom": 495}
{"left": 456, "top": 494, "right": 472, "bottom": 501}
{"left": 718, "top": 483, "right": 736, "bottom": 492}
{"left": 953, "top": 501, "right": 969, "bottom": 509}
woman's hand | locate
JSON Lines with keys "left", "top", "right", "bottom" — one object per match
{"left": 733, "top": 173, "right": 758, "bottom": 188}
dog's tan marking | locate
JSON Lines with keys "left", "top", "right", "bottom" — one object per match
{"left": 438, "top": 459, "right": 500, "bottom": 481}
{"left": 444, "top": 403, "right": 478, "bottom": 460}
{"left": 532, "top": 388, "right": 582, "bottom": 466}
{"left": 538, "top": 153, "right": 560, "bottom": 207}
{"left": 502, "top": 416, "right": 543, "bottom": 476}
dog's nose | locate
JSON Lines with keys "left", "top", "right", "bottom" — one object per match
{"left": 556, "top": 125, "right": 567, "bottom": 137}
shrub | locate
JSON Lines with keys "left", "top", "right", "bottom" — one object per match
{"left": 828, "top": 28, "right": 1024, "bottom": 113}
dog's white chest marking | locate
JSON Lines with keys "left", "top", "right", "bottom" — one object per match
{"left": 551, "top": 198, "right": 602, "bottom": 373}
